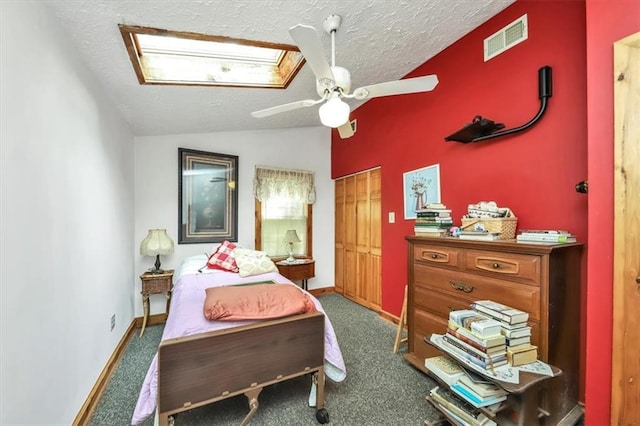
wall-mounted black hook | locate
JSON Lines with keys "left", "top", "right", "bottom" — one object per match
{"left": 445, "top": 66, "right": 553, "bottom": 143}
{"left": 575, "top": 180, "right": 588, "bottom": 194}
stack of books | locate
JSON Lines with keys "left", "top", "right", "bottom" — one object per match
{"left": 470, "top": 300, "right": 537, "bottom": 366}
{"left": 450, "top": 372, "right": 508, "bottom": 408}
{"left": 458, "top": 230, "right": 501, "bottom": 241}
{"left": 414, "top": 203, "right": 452, "bottom": 237}
{"left": 516, "top": 229, "right": 577, "bottom": 244}
{"left": 443, "top": 310, "right": 508, "bottom": 371}
{"left": 428, "top": 385, "right": 499, "bottom": 426}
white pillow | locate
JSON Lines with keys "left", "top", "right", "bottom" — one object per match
{"left": 233, "top": 248, "right": 278, "bottom": 277}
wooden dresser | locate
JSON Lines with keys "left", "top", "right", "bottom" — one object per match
{"left": 405, "top": 236, "right": 583, "bottom": 424}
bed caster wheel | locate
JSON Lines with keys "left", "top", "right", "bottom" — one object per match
{"left": 316, "top": 408, "right": 329, "bottom": 424}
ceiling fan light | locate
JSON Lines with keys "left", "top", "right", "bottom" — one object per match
{"left": 319, "top": 97, "right": 350, "bottom": 128}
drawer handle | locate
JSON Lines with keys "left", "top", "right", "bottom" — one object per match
{"left": 492, "top": 263, "right": 500, "bottom": 269}
{"left": 431, "top": 254, "right": 438, "bottom": 259}
{"left": 450, "top": 280, "right": 474, "bottom": 293}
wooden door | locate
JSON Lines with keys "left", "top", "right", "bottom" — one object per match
{"left": 343, "top": 176, "right": 357, "bottom": 298}
{"left": 334, "top": 179, "right": 345, "bottom": 294}
{"left": 355, "top": 172, "right": 371, "bottom": 306}
{"left": 611, "top": 32, "right": 640, "bottom": 425}
{"left": 334, "top": 169, "right": 381, "bottom": 311}
{"left": 368, "top": 169, "right": 382, "bottom": 310}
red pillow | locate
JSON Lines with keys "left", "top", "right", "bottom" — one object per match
{"left": 204, "top": 284, "right": 317, "bottom": 320}
{"left": 206, "top": 240, "right": 239, "bottom": 272}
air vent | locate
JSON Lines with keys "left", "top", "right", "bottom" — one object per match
{"left": 484, "top": 14, "right": 528, "bottom": 62}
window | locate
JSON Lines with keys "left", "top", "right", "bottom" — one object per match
{"left": 254, "top": 167, "right": 315, "bottom": 258}
{"left": 118, "top": 25, "right": 305, "bottom": 88}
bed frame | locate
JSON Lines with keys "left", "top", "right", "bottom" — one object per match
{"left": 157, "top": 311, "right": 327, "bottom": 425}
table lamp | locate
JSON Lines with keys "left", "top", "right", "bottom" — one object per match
{"left": 284, "top": 229, "right": 301, "bottom": 263}
{"left": 140, "top": 229, "right": 174, "bottom": 274}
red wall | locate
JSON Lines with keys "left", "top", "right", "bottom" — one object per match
{"left": 584, "top": 1, "right": 639, "bottom": 425}
{"left": 332, "top": 0, "right": 588, "bottom": 316}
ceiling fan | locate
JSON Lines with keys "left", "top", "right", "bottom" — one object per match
{"left": 250, "top": 15, "right": 439, "bottom": 139}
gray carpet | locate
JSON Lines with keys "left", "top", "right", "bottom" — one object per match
{"left": 89, "top": 293, "right": 440, "bottom": 425}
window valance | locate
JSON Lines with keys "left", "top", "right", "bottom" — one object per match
{"left": 253, "top": 166, "right": 316, "bottom": 204}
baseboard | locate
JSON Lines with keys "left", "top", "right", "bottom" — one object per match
{"left": 379, "top": 309, "right": 402, "bottom": 326}
{"left": 308, "top": 287, "right": 335, "bottom": 297}
{"left": 72, "top": 319, "right": 137, "bottom": 425}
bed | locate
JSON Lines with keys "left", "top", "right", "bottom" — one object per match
{"left": 131, "top": 254, "right": 347, "bottom": 425}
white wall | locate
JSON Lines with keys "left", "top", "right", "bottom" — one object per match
{"left": 135, "top": 127, "right": 334, "bottom": 315}
{"left": 0, "top": 2, "right": 135, "bottom": 424}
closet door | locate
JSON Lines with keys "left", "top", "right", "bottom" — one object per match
{"left": 343, "top": 176, "right": 357, "bottom": 299}
{"left": 368, "top": 168, "right": 382, "bottom": 311}
{"left": 334, "top": 179, "right": 345, "bottom": 294}
{"left": 334, "top": 169, "right": 381, "bottom": 311}
{"left": 355, "top": 172, "right": 371, "bottom": 307}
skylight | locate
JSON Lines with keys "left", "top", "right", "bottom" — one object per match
{"left": 119, "top": 25, "right": 305, "bottom": 88}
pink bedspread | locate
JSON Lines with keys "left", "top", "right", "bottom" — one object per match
{"left": 131, "top": 262, "right": 346, "bottom": 425}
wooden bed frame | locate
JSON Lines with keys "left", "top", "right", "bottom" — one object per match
{"left": 157, "top": 311, "right": 327, "bottom": 425}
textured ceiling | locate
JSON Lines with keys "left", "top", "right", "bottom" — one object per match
{"left": 44, "top": 0, "right": 515, "bottom": 136}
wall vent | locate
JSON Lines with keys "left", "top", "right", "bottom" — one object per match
{"left": 484, "top": 14, "right": 528, "bottom": 62}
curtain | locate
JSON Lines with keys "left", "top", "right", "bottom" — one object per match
{"left": 253, "top": 166, "right": 316, "bottom": 204}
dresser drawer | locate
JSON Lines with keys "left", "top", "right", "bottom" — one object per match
{"left": 414, "top": 285, "right": 471, "bottom": 318}
{"left": 414, "top": 264, "right": 541, "bottom": 320}
{"left": 412, "top": 308, "right": 447, "bottom": 359}
{"left": 413, "top": 244, "right": 463, "bottom": 269}
{"left": 464, "top": 250, "right": 541, "bottom": 285}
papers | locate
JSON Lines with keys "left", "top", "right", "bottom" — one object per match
{"left": 517, "top": 360, "right": 554, "bottom": 376}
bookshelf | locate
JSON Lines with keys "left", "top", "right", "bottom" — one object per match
{"left": 424, "top": 334, "right": 562, "bottom": 426}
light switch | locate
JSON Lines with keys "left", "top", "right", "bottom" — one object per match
{"left": 388, "top": 212, "right": 395, "bottom": 223}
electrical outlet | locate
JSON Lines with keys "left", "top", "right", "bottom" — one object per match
{"left": 110, "top": 314, "right": 116, "bottom": 331}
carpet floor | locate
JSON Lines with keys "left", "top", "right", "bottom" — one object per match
{"left": 89, "top": 293, "right": 440, "bottom": 425}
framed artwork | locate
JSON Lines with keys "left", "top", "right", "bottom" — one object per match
{"left": 178, "top": 148, "right": 238, "bottom": 244}
{"left": 402, "top": 163, "right": 441, "bottom": 219}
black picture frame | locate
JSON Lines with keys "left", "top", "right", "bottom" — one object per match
{"left": 178, "top": 148, "right": 238, "bottom": 244}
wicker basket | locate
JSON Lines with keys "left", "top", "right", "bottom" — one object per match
{"left": 460, "top": 210, "right": 518, "bottom": 239}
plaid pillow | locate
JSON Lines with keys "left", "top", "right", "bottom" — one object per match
{"left": 206, "top": 240, "right": 239, "bottom": 272}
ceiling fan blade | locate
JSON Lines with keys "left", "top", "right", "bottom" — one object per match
{"left": 337, "top": 120, "right": 354, "bottom": 139}
{"left": 289, "top": 24, "right": 335, "bottom": 84}
{"left": 352, "top": 75, "right": 439, "bottom": 100}
{"left": 251, "top": 99, "right": 321, "bottom": 118}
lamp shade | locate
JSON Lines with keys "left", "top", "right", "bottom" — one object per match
{"left": 284, "top": 229, "right": 301, "bottom": 244}
{"left": 319, "top": 96, "right": 350, "bottom": 128}
{"left": 140, "top": 229, "right": 174, "bottom": 256}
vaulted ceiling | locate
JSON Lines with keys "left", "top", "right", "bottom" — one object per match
{"left": 44, "top": 0, "right": 515, "bottom": 136}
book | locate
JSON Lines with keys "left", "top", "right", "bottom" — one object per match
{"left": 458, "top": 231, "right": 501, "bottom": 241}
{"left": 449, "top": 310, "right": 503, "bottom": 339}
{"left": 448, "top": 321, "right": 506, "bottom": 348}
{"left": 447, "top": 325, "right": 506, "bottom": 353}
{"left": 458, "top": 374, "right": 508, "bottom": 399}
{"left": 425, "top": 356, "right": 466, "bottom": 386}
{"left": 499, "top": 321, "right": 528, "bottom": 331}
{"left": 443, "top": 334, "right": 506, "bottom": 363}
{"left": 518, "top": 229, "right": 571, "bottom": 235}
{"left": 471, "top": 300, "right": 529, "bottom": 325}
{"left": 450, "top": 382, "right": 508, "bottom": 408}
{"left": 505, "top": 336, "right": 531, "bottom": 347}
{"left": 428, "top": 387, "right": 497, "bottom": 426}
{"left": 507, "top": 344, "right": 538, "bottom": 366}
{"left": 516, "top": 234, "right": 576, "bottom": 243}
{"left": 501, "top": 325, "right": 531, "bottom": 339}
{"left": 439, "top": 339, "right": 508, "bottom": 370}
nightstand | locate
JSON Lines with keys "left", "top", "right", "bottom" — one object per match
{"left": 275, "top": 259, "right": 315, "bottom": 290}
{"left": 139, "top": 269, "right": 174, "bottom": 337}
